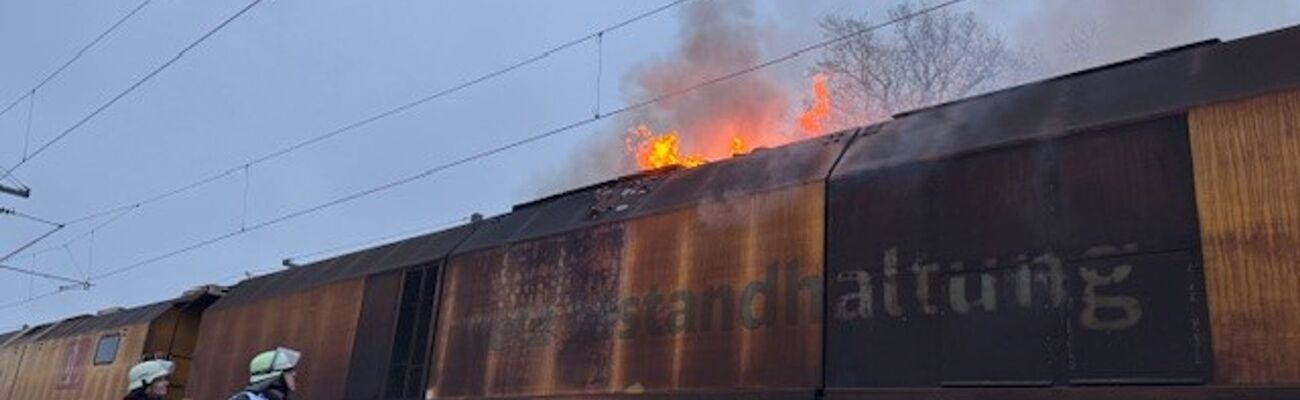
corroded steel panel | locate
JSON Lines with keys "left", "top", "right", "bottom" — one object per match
{"left": 344, "top": 269, "right": 404, "bottom": 400}
{"left": 1190, "top": 88, "right": 1300, "bottom": 384}
{"left": 431, "top": 185, "right": 824, "bottom": 398}
{"left": 186, "top": 278, "right": 365, "bottom": 400}
{"left": 3, "top": 323, "right": 148, "bottom": 400}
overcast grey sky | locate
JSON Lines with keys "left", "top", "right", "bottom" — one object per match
{"left": 2, "top": 0, "right": 1298, "bottom": 329}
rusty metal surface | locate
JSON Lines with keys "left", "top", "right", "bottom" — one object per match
{"left": 344, "top": 269, "right": 404, "bottom": 399}
{"left": 827, "top": 114, "right": 1208, "bottom": 387}
{"left": 1189, "top": 89, "right": 1300, "bottom": 384}
{"left": 38, "top": 302, "right": 172, "bottom": 340}
{"left": 456, "top": 130, "right": 853, "bottom": 261}
{"left": 826, "top": 386, "right": 1300, "bottom": 400}
{"left": 431, "top": 184, "right": 824, "bottom": 398}
{"left": 211, "top": 223, "right": 475, "bottom": 311}
{"left": 0, "top": 331, "right": 18, "bottom": 349}
{"left": 186, "top": 278, "right": 366, "bottom": 400}
{"left": 2, "top": 322, "right": 150, "bottom": 400}
{"left": 834, "top": 24, "right": 1300, "bottom": 176}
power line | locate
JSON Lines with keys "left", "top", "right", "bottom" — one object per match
{"left": 3, "top": 0, "right": 969, "bottom": 311}
{"left": 0, "top": 0, "right": 155, "bottom": 122}
{"left": 0, "top": 0, "right": 265, "bottom": 181}
{"left": 44, "top": 0, "right": 692, "bottom": 231}
{"left": 80, "top": 0, "right": 972, "bottom": 282}
{"left": 0, "top": 0, "right": 690, "bottom": 271}
{"left": 0, "top": 264, "right": 92, "bottom": 288}
{"left": 16, "top": 206, "right": 136, "bottom": 260}
{"left": 1, "top": 208, "right": 64, "bottom": 228}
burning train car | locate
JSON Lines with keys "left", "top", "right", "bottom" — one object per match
{"left": 4, "top": 24, "right": 1300, "bottom": 400}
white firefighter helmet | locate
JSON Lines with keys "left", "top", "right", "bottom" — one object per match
{"left": 249, "top": 347, "right": 301, "bottom": 383}
{"left": 127, "top": 359, "right": 174, "bottom": 391}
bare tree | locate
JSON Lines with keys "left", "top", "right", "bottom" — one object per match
{"left": 816, "top": 2, "right": 1021, "bottom": 126}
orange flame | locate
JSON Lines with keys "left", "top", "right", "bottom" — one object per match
{"left": 626, "top": 125, "right": 706, "bottom": 170}
{"left": 797, "top": 73, "right": 831, "bottom": 136}
{"left": 730, "top": 136, "right": 747, "bottom": 156}
{"left": 626, "top": 75, "right": 831, "bottom": 171}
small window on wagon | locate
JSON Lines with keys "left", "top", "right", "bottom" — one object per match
{"left": 94, "top": 333, "right": 121, "bottom": 365}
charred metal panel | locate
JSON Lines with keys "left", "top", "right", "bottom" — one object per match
{"left": 1066, "top": 251, "right": 1209, "bottom": 384}
{"left": 828, "top": 115, "right": 1208, "bottom": 388}
{"left": 640, "top": 131, "right": 852, "bottom": 214}
{"left": 453, "top": 207, "right": 547, "bottom": 256}
{"left": 930, "top": 144, "right": 1056, "bottom": 264}
{"left": 826, "top": 386, "right": 1300, "bottom": 400}
{"left": 938, "top": 264, "right": 1066, "bottom": 386}
{"left": 432, "top": 184, "right": 824, "bottom": 398}
{"left": 1055, "top": 116, "right": 1197, "bottom": 259}
{"left": 344, "top": 269, "right": 404, "bottom": 400}
{"left": 835, "top": 25, "right": 1300, "bottom": 174}
{"left": 826, "top": 163, "right": 940, "bottom": 387}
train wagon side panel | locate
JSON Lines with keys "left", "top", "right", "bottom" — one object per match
{"left": 429, "top": 183, "right": 826, "bottom": 398}
{"left": 186, "top": 278, "right": 365, "bottom": 400}
{"left": 1189, "top": 88, "right": 1300, "bottom": 385}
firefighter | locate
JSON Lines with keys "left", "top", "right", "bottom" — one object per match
{"left": 123, "top": 359, "right": 174, "bottom": 400}
{"left": 228, "top": 347, "right": 301, "bottom": 400}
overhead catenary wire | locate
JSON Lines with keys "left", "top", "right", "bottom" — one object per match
{"left": 78, "top": 0, "right": 970, "bottom": 283}
{"left": 0, "top": 0, "right": 265, "bottom": 181}
{"left": 0, "top": 0, "right": 693, "bottom": 269}
{"left": 19, "top": 205, "right": 136, "bottom": 260}
{"left": 42, "top": 0, "right": 693, "bottom": 232}
{"left": 0, "top": 0, "right": 156, "bottom": 122}
{"left": 3, "top": 0, "right": 969, "bottom": 310}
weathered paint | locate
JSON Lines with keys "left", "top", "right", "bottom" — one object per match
{"left": 186, "top": 278, "right": 366, "bottom": 400}
{"left": 1189, "top": 88, "right": 1300, "bottom": 384}
{"left": 827, "top": 116, "right": 1209, "bottom": 387}
{"left": 1, "top": 323, "right": 149, "bottom": 400}
{"left": 431, "top": 184, "right": 824, "bottom": 398}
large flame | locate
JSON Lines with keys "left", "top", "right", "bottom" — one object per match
{"left": 625, "top": 125, "right": 707, "bottom": 170}
{"left": 625, "top": 75, "right": 831, "bottom": 171}
{"left": 797, "top": 73, "right": 831, "bottom": 136}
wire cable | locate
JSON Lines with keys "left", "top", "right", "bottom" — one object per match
{"left": 81, "top": 0, "right": 970, "bottom": 283}
{"left": 44, "top": 0, "right": 692, "bottom": 230}
{"left": 3, "top": 0, "right": 969, "bottom": 310}
{"left": 0, "top": 0, "right": 264, "bottom": 181}
{"left": 0, "top": 0, "right": 155, "bottom": 121}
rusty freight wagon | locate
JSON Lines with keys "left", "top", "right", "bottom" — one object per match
{"left": 183, "top": 224, "right": 478, "bottom": 400}
{"left": 60, "top": 23, "right": 1299, "bottom": 400}
{"left": 0, "top": 286, "right": 222, "bottom": 400}
{"left": 823, "top": 26, "right": 1300, "bottom": 399}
